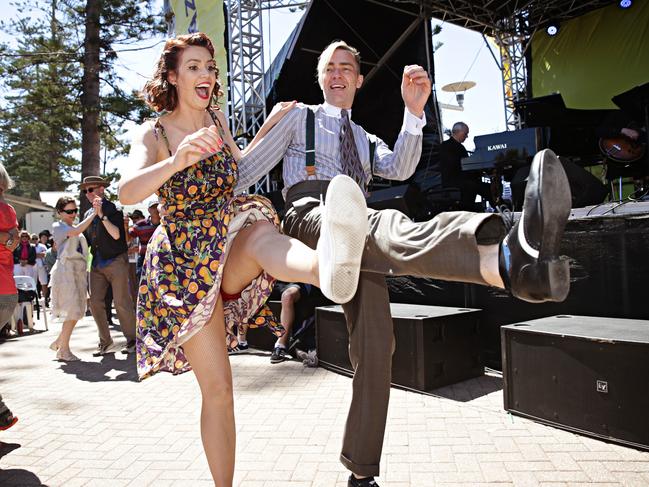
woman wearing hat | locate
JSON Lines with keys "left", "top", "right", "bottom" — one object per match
{"left": 118, "top": 33, "right": 367, "bottom": 485}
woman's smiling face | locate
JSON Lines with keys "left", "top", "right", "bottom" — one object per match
{"left": 168, "top": 45, "right": 217, "bottom": 110}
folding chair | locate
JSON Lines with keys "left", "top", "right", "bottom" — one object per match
{"left": 12, "top": 275, "right": 47, "bottom": 334}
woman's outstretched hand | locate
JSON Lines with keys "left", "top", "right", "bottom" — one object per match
{"left": 172, "top": 125, "right": 224, "bottom": 172}
{"left": 265, "top": 101, "right": 297, "bottom": 130}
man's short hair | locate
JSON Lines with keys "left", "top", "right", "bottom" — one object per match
{"left": 452, "top": 122, "right": 469, "bottom": 135}
{"left": 316, "top": 40, "right": 361, "bottom": 89}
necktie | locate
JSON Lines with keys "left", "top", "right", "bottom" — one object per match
{"left": 339, "top": 110, "right": 366, "bottom": 188}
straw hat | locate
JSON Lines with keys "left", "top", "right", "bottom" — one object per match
{"left": 79, "top": 175, "right": 110, "bottom": 190}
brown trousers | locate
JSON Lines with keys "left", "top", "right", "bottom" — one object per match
{"left": 89, "top": 253, "right": 136, "bottom": 346}
{"left": 282, "top": 181, "right": 505, "bottom": 477}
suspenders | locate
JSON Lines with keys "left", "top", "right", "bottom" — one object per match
{"left": 305, "top": 108, "right": 375, "bottom": 181}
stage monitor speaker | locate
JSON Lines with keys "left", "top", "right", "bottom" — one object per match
{"left": 511, "top": 159, "right": 608, "bottom": 209}
{"left": 502, "top": 315, "right": 649, "bottom": 450}
{"left": 317, "top": 303, "right": 483, "bottom": 392}
{"left": 366, "top": 184, "right": 424, "bottom": 220}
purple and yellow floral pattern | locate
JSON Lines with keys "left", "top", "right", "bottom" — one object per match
{"left": 136, "top": 130, "right": 283, "bottom": 380}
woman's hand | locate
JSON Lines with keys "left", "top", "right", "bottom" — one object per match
{"left": 92, "top": 198, "right": 103, "bottom": 218}
{"left": 172, "top": 125, "right": 223, "bottom": 172}
{"left": 265, "top": 101, "right": 297, "bottom": 130}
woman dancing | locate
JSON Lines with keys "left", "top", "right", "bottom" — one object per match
{"left": 118, "top": 33, "right": 368, "bottom": 486}
{"left": 49, "top": 196, "right": 95, "bottom": 361}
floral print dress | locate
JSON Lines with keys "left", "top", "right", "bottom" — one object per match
{"left": 136, "top": 112, "right": 283, "bottom": 380}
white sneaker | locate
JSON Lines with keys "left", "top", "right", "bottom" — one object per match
{"left": 317, "top": 175, "right": 368, "bottom": 304}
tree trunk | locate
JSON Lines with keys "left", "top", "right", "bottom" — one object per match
{"left": 80, "top": 0, "right": 101, "bottom": 214}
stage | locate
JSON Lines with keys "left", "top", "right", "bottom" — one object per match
{"left": 385, "top": 200, "right": 649, "bottom": 368}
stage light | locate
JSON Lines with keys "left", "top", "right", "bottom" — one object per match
{"left": 546, "top": 22, "right": 559, "bottom": 36}
{"left": 619, "top": 0, "right": 632, "bottom": 8}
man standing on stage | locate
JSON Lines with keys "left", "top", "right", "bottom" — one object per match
{"left": 239, "top": 40, "right": 571, "bottom": 487}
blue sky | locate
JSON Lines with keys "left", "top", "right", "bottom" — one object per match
{"left": 0, "top": 2, "right": 506, "bottom": 178}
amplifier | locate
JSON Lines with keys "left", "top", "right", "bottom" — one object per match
{"left": 316, "top": 303, "right": 483, "bottom": 392}
{"left": 366, "top": 184, "right": 424, "bottom": 220}
{"left": 502, "top": 315, "right": 649, "bottom": 450}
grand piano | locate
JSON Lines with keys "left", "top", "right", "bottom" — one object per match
{"left": 459, "top": 94, "right": 614, "bottom": 208}
{"left": 460, "top": 127, "right": 549, "bottom": 174}
{"left": 460, "top": 94, "right": 615, "bottom": 176}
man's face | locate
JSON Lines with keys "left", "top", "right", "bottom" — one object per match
{"left": 320, "top": 48, "right": 363, "bottom": 110}
{"left": 84, "top": 185, "right": 105, "bottom": 203}
{"left": 453, "top": 128, "right": 469, "bottom": 144}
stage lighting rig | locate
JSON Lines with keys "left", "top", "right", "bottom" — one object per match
{"left": 619, "top": 0, "right": 632, "bottom": 8}
{"left": 439, "top": 81, "right": 476, "bottom": 111}
{"left": 546, "top": 21, "right": 560, "bottom": 36}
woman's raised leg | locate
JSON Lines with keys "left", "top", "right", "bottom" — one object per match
{"left": 182, "top": 298, "right": 235, "bottom": 487}
{"left": 220, "top": 221, "right": 319, "bottom": 295}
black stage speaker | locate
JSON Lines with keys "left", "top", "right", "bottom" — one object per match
{"left": 511, "top": 159, "right": 608, "bottom": 209}
{"left": 502, "top": 315, "right": 649, "bottom": 450}
{"left": 366, "top": 184, "right": 424, "bottom": 220}
{"left": 316, "top": 303, "right": 483, "bottom": 392}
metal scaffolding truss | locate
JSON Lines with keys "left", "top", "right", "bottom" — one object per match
{"left": 227, "top": 0, "right": 266, "bottom": 144}
{"left": 226, "top": 0, "right": 307, "bottom": 192}
{"left": 493, "top": 14, "right": 529, "bottom": 130}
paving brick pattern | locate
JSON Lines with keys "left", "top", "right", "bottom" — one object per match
{"left": 1, "top": 314, "right": 648, "bottom": 486}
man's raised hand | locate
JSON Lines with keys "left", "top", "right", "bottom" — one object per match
{"left": 401, "top": 65, "right": 431, "bottom": 119}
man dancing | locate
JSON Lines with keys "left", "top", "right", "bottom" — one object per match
{"left": 239, "top": 40, "right": 571, "bottom": 487}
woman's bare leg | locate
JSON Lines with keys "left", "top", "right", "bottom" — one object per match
{"left": 182, "top": 298, "right": 235, "bottom": 487}
{"left": 56, "top": 320, "right": 77, "bottom": 353}
{"left": 221, "top": 221, "right": 318, "bottom": 295}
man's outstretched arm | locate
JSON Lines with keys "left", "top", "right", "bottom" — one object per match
{"left": 235, "top": 106, "right": 302, "bottom": 193}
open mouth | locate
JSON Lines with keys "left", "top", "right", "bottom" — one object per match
{"left": 195, "top": 83, "right": 211, "bottom": 100}
{"left": 330, "top": 84, "right": 346, "bottom": 91}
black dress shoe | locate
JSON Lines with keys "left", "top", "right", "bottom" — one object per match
{"left": 348, "top": 475, "right": 380, "bottom": 487}
{"left": 499, "top": 149, "right": 571, "bottom": 303}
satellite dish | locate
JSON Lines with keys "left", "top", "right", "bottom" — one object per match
{"left": 441, "top": 81, "right": 477, "bottom": 92}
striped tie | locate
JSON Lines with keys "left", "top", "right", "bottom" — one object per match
{"left": 339, "top": 110, "right": 366, "bottom": 188}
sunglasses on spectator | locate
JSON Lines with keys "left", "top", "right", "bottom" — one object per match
{"left": 81, "top": 186, "right": 101, "bottom": 194}
{"left": 61, "top": 208, "right": 78, "bottom": 215}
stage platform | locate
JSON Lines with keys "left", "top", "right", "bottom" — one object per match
{"left": 386, "top": 200, "right": 649, "bottom": 369}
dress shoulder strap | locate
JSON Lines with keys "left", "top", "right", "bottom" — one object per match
{"left": 207, "top": 108, "right": 226, "bottom": 139}
{"left": 152, "top": 118, "right": 173, "bottom": 157}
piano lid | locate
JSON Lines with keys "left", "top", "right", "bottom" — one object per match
{"left": 514, "top": 94, "right": 614, "bottom": 160}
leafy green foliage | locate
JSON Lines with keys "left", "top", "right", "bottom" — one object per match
{"left": 0, "top": 0, "right": 164, "bottom": 199}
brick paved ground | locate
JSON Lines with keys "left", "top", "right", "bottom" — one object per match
{"left": 2, "top": 313, "right": 649, "bottom": 487}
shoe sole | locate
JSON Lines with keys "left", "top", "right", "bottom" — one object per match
{"left": 524, "top": 149, "right": 571, "bottom": 302}
{"left": 0, "top": 417, "right": 18, "bottom": 431}
{"left": 92, "top": 344, "right": 115, "bottom": 357}
{"left": 318, "top": 175, "right": 368, "bottom": 304}
{"left": 228, "top": 349, "right": 249, "bottom": 355}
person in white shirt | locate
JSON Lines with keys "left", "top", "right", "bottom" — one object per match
{"left": 241, "top": 40, "right": 572, "bottom": 487}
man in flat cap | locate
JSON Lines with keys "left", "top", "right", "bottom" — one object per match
{"left": 81, "top": 176, "right": 136, "bottom": 355}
